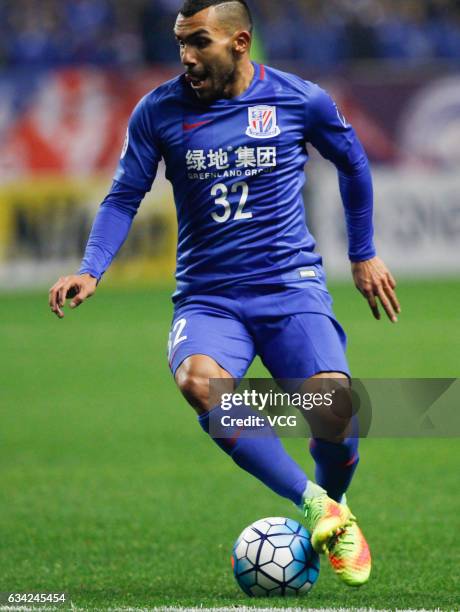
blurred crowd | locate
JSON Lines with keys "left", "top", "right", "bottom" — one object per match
{"left": 1, "top": 0, "right": 460, "bottom": 68}
{"left": 258, "top": 0, "right": 460, "bottom": 65}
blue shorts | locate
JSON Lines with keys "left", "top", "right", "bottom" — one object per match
{"left": 168, "top": 285, "right": 350, "bottom": 379}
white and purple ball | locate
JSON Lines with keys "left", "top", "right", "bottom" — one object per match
{"left": 232, "top": 517, "right": 320, "bottom": 597}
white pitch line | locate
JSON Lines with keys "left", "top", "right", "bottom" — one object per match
{"left": 0, "top": 602, "right": 441, "bottom": 612}
{"left": 145, "top": 608, "right": 445, "bottom": 612}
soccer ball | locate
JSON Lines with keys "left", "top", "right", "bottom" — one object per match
{"left": 232, "top": 517, "right": 320, "bottom": 597}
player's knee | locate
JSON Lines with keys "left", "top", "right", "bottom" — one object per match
{"left": 175, "top": 358, "right": 220, "bottom": 413}
{"left": 175, "top": 356, "right": 234, "bottom": 414}
{"left": 177, "top": 371, "right": 210, "bottom": 412}
{"left": 302, "top": 372, "right": 353, "bottom": 442}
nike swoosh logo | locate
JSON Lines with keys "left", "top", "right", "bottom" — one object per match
{"left": 183, "top": 120, "right": 213, "bottom": 131}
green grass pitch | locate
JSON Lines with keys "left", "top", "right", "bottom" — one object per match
{"left": 1, "top": 279, "right": 459, "bottom": 610}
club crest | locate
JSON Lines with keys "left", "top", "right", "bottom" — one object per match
{"left": 246, "top": 105, "right": 281, "bottom": 139}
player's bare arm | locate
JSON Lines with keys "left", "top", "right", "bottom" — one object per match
{"left": 351, "top": 255, "right": 401, "bottom": 323}
{"left": 49, "top": 273, "right": 98, "bottom": 319}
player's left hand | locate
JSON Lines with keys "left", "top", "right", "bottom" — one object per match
{"left": 351, "top": 256, "right": 401, "bottom": 323}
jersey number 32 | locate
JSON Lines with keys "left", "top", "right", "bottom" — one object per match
{"left": 211, "top": 182, "right": 252, "bottom": 223}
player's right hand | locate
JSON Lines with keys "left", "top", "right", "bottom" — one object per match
{"left": 49, "top": 274, "right": 98, "bottom": 319}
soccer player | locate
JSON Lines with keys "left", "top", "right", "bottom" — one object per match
{"left": 49, "top": 0, "right": 400, "bottom": 587}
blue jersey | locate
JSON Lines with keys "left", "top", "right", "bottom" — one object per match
{"left": 80, "top": 63, "right": 375, "bottom": 301}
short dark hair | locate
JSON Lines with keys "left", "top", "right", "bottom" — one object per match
{"left": 179, "top": 0, "right": 253, "bottom": 33}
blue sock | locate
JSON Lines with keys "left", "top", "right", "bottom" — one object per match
{"left": 199, "top": 403, "right": 308, "bottom": 505}
{"left": 309, "top": 435, "right": 359, "bottom": 502}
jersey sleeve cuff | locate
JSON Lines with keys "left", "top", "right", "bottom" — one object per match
{"left": 349, "top": 249, "right": 377, "bottom": 263}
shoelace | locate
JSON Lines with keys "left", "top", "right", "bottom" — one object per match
{"left": 304, "top": 497, "right": 326, "bottom": 528}
{"left": 327, "top": 521, "right": 356, "bottom": 554}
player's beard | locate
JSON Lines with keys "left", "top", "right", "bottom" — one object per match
{"left": 190, "top": 53, "right": 237, "bottom": 104}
